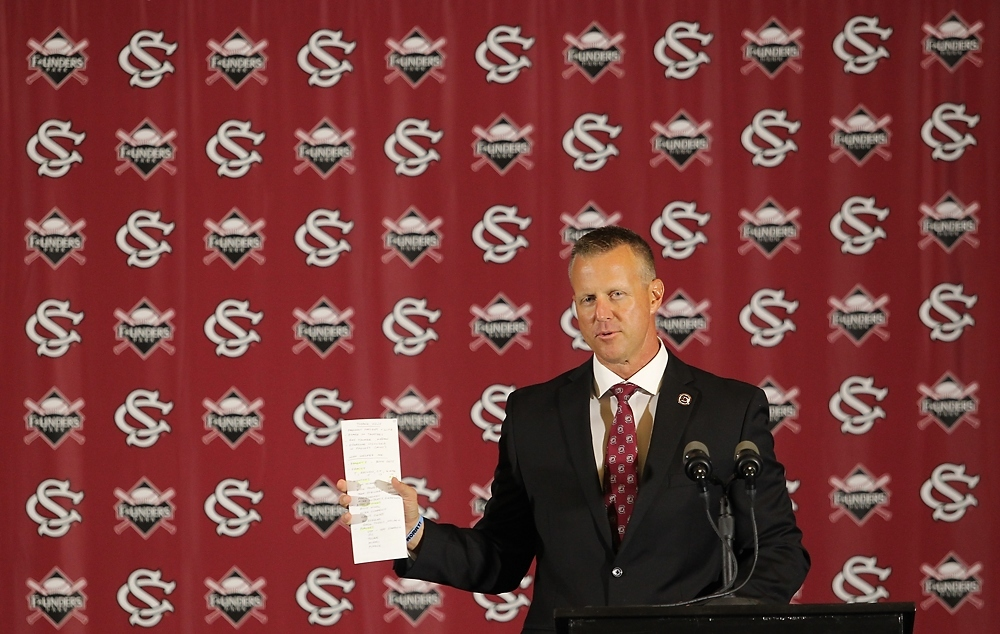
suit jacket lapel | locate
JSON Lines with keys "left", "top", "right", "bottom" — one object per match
{"left": 622, "top": 353, "right": 698, "bottom": 548}
{"left": 557, "top": 359, "right": 613, "bottom": 548}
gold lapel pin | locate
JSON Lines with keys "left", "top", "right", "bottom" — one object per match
{"left": 678, "top": 393, "right": 692, "bottom": 406}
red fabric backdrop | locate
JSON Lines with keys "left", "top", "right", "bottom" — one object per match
{"left": 2, "top": 1, "right": 997, "bottom": 632}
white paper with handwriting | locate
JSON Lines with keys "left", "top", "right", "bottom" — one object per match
{"left": 342, "top": 418, "right": 407, "bottom": 563}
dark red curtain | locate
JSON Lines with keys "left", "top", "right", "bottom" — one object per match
{"left": 2, "top": 1, "right": 996, "bottom": 632}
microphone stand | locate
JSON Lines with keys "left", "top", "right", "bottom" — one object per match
{"left": 718, "top": 492, "right": 736, "bottom": 591}
{"left": 695, "top": 476, "right": 736, "bottom": 596}
{"left": 667, "top": 486, "right": 759, "bottom": 607}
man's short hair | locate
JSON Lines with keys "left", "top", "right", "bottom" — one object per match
{"left": 569, "top": 226, "right": 657, "bottom": 283}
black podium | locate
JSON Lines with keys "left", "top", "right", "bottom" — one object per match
{"left": 554, "top": 602, "right": 915, "bottom": 634}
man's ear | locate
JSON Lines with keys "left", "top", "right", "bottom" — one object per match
{"left": 649, "top": 278, "right": 665, "bottom": 310}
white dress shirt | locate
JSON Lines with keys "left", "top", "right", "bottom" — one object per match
{"left": 589, "top": 341, "right": 669, "bottom": 472}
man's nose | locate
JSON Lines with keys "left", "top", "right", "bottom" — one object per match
{"left": 594, "top": 296, "right": 612, "bottom": 320}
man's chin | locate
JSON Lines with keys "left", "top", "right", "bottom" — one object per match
{"left": 591, "top": 345, "right": 625, "bottom": 366}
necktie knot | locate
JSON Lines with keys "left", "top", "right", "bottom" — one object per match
{"left": 613, "top": 382, "right": 639, "bottom": 401}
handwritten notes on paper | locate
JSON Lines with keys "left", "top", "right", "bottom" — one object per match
{"left": 342, "top": 418, "right": 407, "bottom": 564}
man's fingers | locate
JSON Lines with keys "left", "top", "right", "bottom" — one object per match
{"left": 336, "top": 478, "right": 349, "bottom": 493}
{"left": 390, "top": 476, "right": 414, "bottom": 498}
{"left": 391, "top": 478, "right": 422, "bottom": 522}
{"left": 338, "top": 493, "right": 352, "bottom": 507}
{"left": 390, "top": 478, "right": 416, "bottom": 505}
{"left": 339, "top": 511, "right": 369, "bottom": 526}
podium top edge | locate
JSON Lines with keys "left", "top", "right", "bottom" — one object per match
{"left": 553, "top": 601, "right": 917, "bottom": 619}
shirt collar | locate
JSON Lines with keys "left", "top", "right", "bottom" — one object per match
{"left": 593, "top": 340, "right": 669, "bottom": 398}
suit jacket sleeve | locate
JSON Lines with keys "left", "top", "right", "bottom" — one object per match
{"left": 393, "top": 389, "right": 536, "bottom": 594}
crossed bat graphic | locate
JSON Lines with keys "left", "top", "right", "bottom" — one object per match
{"left": 917, "top": 381, "right": 980, "bottom": 429}
{"left": 206, "top": 38, "right": 269, "bottom": 86}
{"left": 919, "top": 562, "right": 984, "bottom": 609}
{"left": 921, "top": 21, "right": 984, "bottom": 68}
{"left": 558, "top": 211, "right": 622, "bottom": 258}
{"left": 659, "top": 298, "right": 712, "bottom": 346}
{"left": 294, "top": 127, "right": 356, "bottom": 175}
{"left": 650, "top": 120, "right": 712, "bottom": 167}
{"left": 829, "top": 474, "right": 891, "bottom": 522}
{"left": 472, "top": 124, "right": 535, "bottom": 171}
{"left": 917, "top": 381, "right": 978, "bottom": 401}
{"left": 769, "top": 386, "right": 802, "bottom": 433}
{"left": 26, "top": 577, "right": 89, "bottom": 624}
{"left": 828, "top": 294, "right": 888, "bottom": 315}
{"left": 826, "top": 294, "right": 889, "bottom": 343}
{"left": 381, "top": 216, "right": 444, "bottom": 264}
{"left": 293, "top": 307, "right": 355, "bottom": 354}
{"left": 292, "top": 486, "right": 345, "bottom": 533}
{"left": 381, "top": 395, "right": 443, "bottom": 442}
{"left": 113, "top": 487, "right": 177, "bottom": 535}
{"left": 115, "top": 128, "right": 177, "bottom": 175}
{"left": 23, "top": 397, "right": 86, "bottom": 445}
{"left": 558, "top": 213, "right": 622, "bottom": 228}
{"left": 918, "top": 202, "right": 980, "bottom": 249}
{"left": 202, "top": 396, "right": 265, "bottom": 445}
{"left": 383, "top": 577, "right": 445, "bottom": 623}
{"left": 670, "top": 297, "right": 712, "bottom": 317}
{"left": 204, "top": 577, "right": 267, "bottom": 624}
{"left": 203, "top": 217, "right": 266, "bottom": 265}
{"left": 114, "top": 308, "right": 176, "bottom": 355}
{"left": 469, "top": 483, "right": 492, "bottom": 526}
{"left": 470, "top": 304, "right": 532, "bottom": 351}
{"left": 830, "top": 115, "right": 892, "bottom": 162}
{"left": 385, "top": 37, "right": 446, "bottom": 84}
{"left": 741, "top": 27, "right": 803, "bottom": 75}
{"left": 562, "top": 32, "right": 625, "bottom": 79}
{"left": 24, "top": 217, "right": 87, "bottom": 265}
{"left": 469, "top": 483, "right": 492, "bottom": 502}
{"left": 922, "top": 21, "right": 984, "bottom": 42}
{"left": 737, "top": 207, "right": 802, "bottom": 255}
{"left": 27, "top": 37, "right": 89, "bottom": 85}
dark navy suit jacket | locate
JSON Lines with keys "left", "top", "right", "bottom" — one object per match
{"left": 395, "top": 354, "right": 809, "bottom": 632}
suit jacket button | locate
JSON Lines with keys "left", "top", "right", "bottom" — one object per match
{"left": 612, "top": 567, "right": 623, "bottom": 578}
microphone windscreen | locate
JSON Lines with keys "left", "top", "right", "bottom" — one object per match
{"left": 684, "top": 440, "right": 710, "bottom": 457}
{"left": 683, "top": 440, "right": 713, "bottom": 483}
{"left": 733, "top": 440, "right": 760, "bottom": 459}
{"left": 734, "top": 440, "right": 763, "bottom": 482}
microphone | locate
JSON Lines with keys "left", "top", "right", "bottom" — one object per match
{"left": 734, "top": 441, "right": 763, "bottom": 489}
{"left": 657, "top": 441, "right": 765, "bottom": 608}
{"left": 683, "top": 441, "right": 712, "bottom": 491}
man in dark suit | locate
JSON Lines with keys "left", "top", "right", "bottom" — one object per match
{"left": 338, "top": 226, "right": 808, "bottom": 632}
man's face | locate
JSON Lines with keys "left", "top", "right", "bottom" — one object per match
{"left": 570, "top": 245, "right": 664, "bottom": 374}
